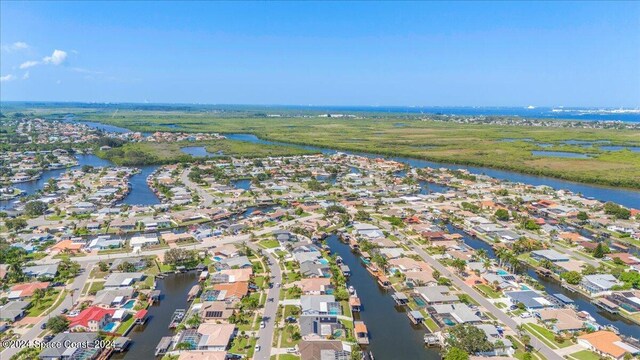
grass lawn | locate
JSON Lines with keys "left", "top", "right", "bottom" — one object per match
{"left": 524, "top": 323, "right": 572, "bottom": 349}
{"left": 284, "top": 271, "right": 301, "bottom": 284}
{"left": 254, "top": 276, "right": 267, "bottom": 289}
{"left": 475, "top": 284, "right": 502, "bottom": 299}
{"left": 423, "top": 316, "right": 439, "bottom": 332}
{"left": 26, "top": 290, "right": 61, "bottom": 317}
{"left": 259, "top": 239, "right": 280, "bottom": 249}
{"left": 568, "top": 350, "right": 601, "bottom": 360}
{"left": 270, "top": 355, "right": 300, "bottom": 360}
{"left": 229, "top": 335, "right": 257, "bottom": 356}
{"left": 284, "top": 305, "right": 299, "bottom": 318}
{"left": 88, "top": 281, "right": 105, "bottom": 295}
{"left": 252, "top": 261, "right": 265, "bottom": 273}
{"left": 116, "top": 315, "right": 136, "bottom": 335}
{"left": 280, "top": 324, "right": 301, "bottom": 348}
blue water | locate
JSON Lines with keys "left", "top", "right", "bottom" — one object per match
{"left": 123, "top": 300, "right": 136, "bottom": 309}
{"left": 180, "top": 146, "right": 224, "bottom": 158}
{"left": 120, "top": 165, "right": 161, "bottom": 206}
{"left": 496, "top": 270, "right": 508, "bottom": 276}
{"left": 103, "top": 322, "right": 118, "bottom": 332}
{"left": 531, "top": 151, "right": 591, "bottom": 159}
{"left": 600, "top": 146, "right": 640, "bottom": 153}
{"left": 232, "top": 179, "right": 252, "bottom": 190}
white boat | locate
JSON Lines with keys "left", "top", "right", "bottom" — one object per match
{"left": 348, "top": 285, "right": 355, "bottom": 294}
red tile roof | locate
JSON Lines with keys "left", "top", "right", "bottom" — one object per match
{"left": 68, "top": 306, "right": 114, "bottom": 329}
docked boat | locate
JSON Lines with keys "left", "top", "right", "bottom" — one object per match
{"left": 168, "top": 309, "right": 186, "bottom": 328}
{"left": 348, "top": 285, "right": 355, "bottom": 294}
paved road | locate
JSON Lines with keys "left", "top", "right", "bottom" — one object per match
{"left": 411, "top": 245, "right": 564, "bottom": 360}
{"left": 180, "top": 168, "right": 215, "bottom": 207}
{"left": 249, "top": 244, "right": 282, "bottom": 360}
{"left": 0, "top": 261, "right": 94, "bottom": 359}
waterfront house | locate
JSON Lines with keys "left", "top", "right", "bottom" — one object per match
{"left": 39, "top": 333, "right": 100, "bottom": 360}
{"left": 210, "top": 268, "right": 253, "bottom": 283}
{"left": 215, "top": 256, "right": 252, "bottom": 270}
{"left": 300, "top": 261, "right": 331, "bottom": 278}
{"left": 476, "top": 324, "right": 515, "bottom": 356}
{"left": 432, "top": 303, "right": 482, "bottom": 324}
{"left": 103, "top": 272, "right": 145, "bottom": 288}
{"left": 298, "top": 278, "right": 334, "bottom": 295}
{"left": 299, "top": 339, "right": 347, "bottom": 360}
{"left": 504, "top": 290, "right": 552, "bottom": 310}
{"left": 211, "top": 282, "right": 249, "bottom": 300}
{"left": 199, "top": 301, "right": 234, "bottom": 322}
{"left": 68, "top": 306, "right": 115, "bottom": 332}
{"left": 581, "top": 274, "right": 621, "bottom": 295}
{"left": 537, "top": 308, "right": 585, "bottom": 333}
{"left": 301, "top": 295, "right": 342, "bottom": 316}
{"left": 531, "top": 249, "right": 570, "bottom": 262}
{"left": 195, "top": 323, "right": 236, "bottom": 351}
{"left": 415, "top": 286, "right": 458, "bottom": 305}
{"left": 93, "top": 288, "right": 136, "bottom": 308}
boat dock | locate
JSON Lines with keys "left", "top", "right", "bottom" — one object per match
{"left": 187, "top": 284, "right": 201, "bottom": 301}
{"left": 168, "top": 309, "right": 186, "bottom": 328}
{"left": 595, "top": 298, "right": 620, "bottom": 314}
{"left": 408, "top": 310, "right": 424, "bottom": 325}
{"left": 424, "top": 332, "right": 442, "bottom": 347}
{"left": 155, "top": 336, "right": 173, "bottom": 356}
{"left": 354, "top": 321, "right": 370, "bottom": 345}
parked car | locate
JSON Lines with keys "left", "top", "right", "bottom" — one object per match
{"left": 254, "top": 345, "right": 261, "bottom": 352}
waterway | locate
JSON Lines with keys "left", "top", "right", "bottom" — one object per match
{"left": 0, "top": 154, "right": 160, "bottom": 209}
{"left": 180, "top": 146, "right": 224, "bottom": 158}
{"left": 121, "top": 165, "right": 161, "bottom": 206}
{"left": 111, "top": 271, "right": 198, "bottom": 360}
{"left": 326, "top": 234, "right": 440, "bottom": 360}
{"left": 438, "top": 221, "right": 639, "bottom": 338}
{"left": 42, "top": 120, "right": 640, "bottom": 207}
{"left": 225, "top": 133, "right": 640, "bottom": 208}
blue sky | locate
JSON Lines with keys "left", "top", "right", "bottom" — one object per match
{"left": 1, "top": 1, "right": 639, "bottom": 107}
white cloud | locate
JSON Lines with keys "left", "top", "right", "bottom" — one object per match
{"left": 0, "top": 74, "right": 17, "bottom": 82}
{"left": 20, "top": 60, "right": 40, "bottom": 69}
{"left": 1, "top": 41, "right": 29, "bottom": 52}
{"left": 42, "top": 49, "right": 67, "bottom": 65}
{"left": 22, "top": 71, "right": 30, "bottom": 80}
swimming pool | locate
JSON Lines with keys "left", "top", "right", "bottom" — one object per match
{"left": 497, "top": 270, "right": 509, "bottom": 275}
{"left": 102, "top": 322, "right": 118, "bottom": 332}
{"left": 318, "top": 258, "right": 329, "bottom": 265}
{"left": 122, "top": 300, "right": 136, "bottom": 309}
{"left": 520, "top": 285, "right": 530, "bottom": 290}
{"left": 443, "top": 318, "right": 456, "bottom": 326}
{"left": 213, "top": 256, "right": 223, "bottom": 262}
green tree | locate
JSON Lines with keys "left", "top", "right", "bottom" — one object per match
{"left": 560, "top": 271, "right": 582, "bottom": 285}
{"left": 592, "top": 243, "right": 609, "bottom": 258}
{"left": 494, "top": 209, "right": 509, "bottom": 221}
{"left": 46, "top": 315, "right": 70, "bottom": 333}
{"left": 576, "top": 211, "right": 589, "bottom": 221}
{"left": 24, "top": 201, "right": 48, "bottom": 217}
{"left": 446, "top": 324, "right": 494, "bottom": 354}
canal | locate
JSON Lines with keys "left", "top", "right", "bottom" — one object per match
{"left": 439, "top": 222, "right": 639, "bottom": 338}
{"left": 111, "top": 271, "right": 198, "bottom": 359}
{"left": 326, "top": 234, "right": 440, "bottom": 360}
{"left": 0, "top": 154, "right": 160, "bottom": 210}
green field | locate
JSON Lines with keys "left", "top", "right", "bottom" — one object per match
{"left": 5, "top": 105, "right": 640, "bottom": 188}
